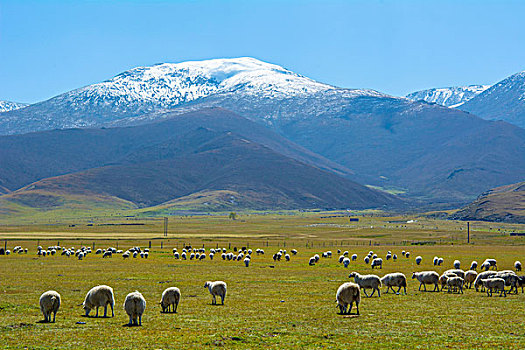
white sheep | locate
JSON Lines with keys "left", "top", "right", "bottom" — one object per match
{"left": 411, "top": 271, "right": 439, "bottom": 292}
{"left": 444, "top": 269, "right": 465, "bottom": 279}
{"left": 474, "top": 271, "right": 497, "bottom": 292}
{"left": 481, "top": 259, "right": 497, "bottom": 271}
{"left": 433, "top": 256, "right": 439, "bottom": 266}
{"left": 439, "top": 273, "right": 457, "bottom": 291}
{"left": 342, "top": 257, "right": 350, "bottom": 268}
{"left": 515, "top": 261, "right": 522, "bottom": 272}
{"left": 338, "top": 255, "right": 345, "bottom": 264}
{"left": 103, "top": 251, "right": 112, "bottom": 258}
{"left": 351, "top": 254, "right": 357, "bottom": 261}
{"left": 446, "top": 276, "right": 464, "bottom": 294}
{"left": 371, "top": 258, "right": 383, "bottom": 269}
{"left": 348, "top": 272, "right": 381, "bottom": 297}
{"left": 82, "top": 285, "right": 115, "bottom": 318}
{"left": 437, "top": 258, "right": 444, "bottom": 266}
{"left": 291, "top": 249, "right": 297, "bottom": 255}
{"left": 204, "top": 281, "right": 227, "bottom": 305}
{"left": 380, "top": 273, "right": 407, "bottom": 295}
{"left": 309, "top": 257, "right": 316, "bottom": 266}
{"left": 124, "top": 291, "right": 146, "bottom": 326}
{"left": 39, "top": 290, "right": 61, "bottom": 323}
{"left": 405, "top": 252, "right": 410, "bottom": 258}
{"left": 285, "top": 254, "right": 290, "bottom": 261}
{"left": 453, "top": 260, "right": 461, "bottom": 269}
{"left": 464, "top": 270, "right": 478, "bottom": 289}
{"left": 470, "top": 261, "right": 478, "bottom": 270}
{"left": 364, "top": 256, "right": 370, "bottom": 264}
{"left": 481, "top": 278, "right": 506, "bottom": 297}
{"left": 336, "top": 282, "right": 360, "bottom": 315}
{"left": 393, "top": 254, "right": 398, "bottom": 261}
{"left": 415, "top": 256, "right": 422, "bottom": 265}
{"left": 160, "top": 287, "right": 181, "bottom": 313}
{"left": 244, "top": 258, "right": 250, "bottom": 267}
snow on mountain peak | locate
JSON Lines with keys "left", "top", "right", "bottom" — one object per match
{"left": 406, "top": 85, "right": 491, "bottom": 108}
{"left": 0, "top": 100, "right": 28, "bottom": 113}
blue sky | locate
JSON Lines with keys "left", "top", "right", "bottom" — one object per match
{"left": 1, "top": 0, "right": 524, "bottom": 103}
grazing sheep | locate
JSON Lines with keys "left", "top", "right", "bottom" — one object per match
{"left": 453, "top": 260, "right": 461, "bottom": 269}
{"left": 444, "top": 269, "right": 465, "bottom": 279}
{"left": 343, "top": 251, "right": 349, "bottom": 257}
{"left": 415, "top": 256, "right": 422, "bottom": 265}
{"left": 392, "top": 254, "right": 397, "bottom": 261}
{"left": 77, "top": 252, "right": 84, "bottom": 260}
{"left": 515, "top": 261, "right": 522, "bottom": 272}
{"left": 405, "top": 252, "right": 410, "bottom": 258}
{"left": 39, "top": 290, "right": 61, "bottom": 323}
{"left": 372, "top": 254, "right": 378, "bottom": 260}
{"left": 102, "top": 251, "right": 112, "bottom": 258}
{"left": 285, "top": 254, "right": 290, "bottom": 261}
{"left": 348, "top": 272, "right": 381, "bottom": 297}
{"left": 401, "top": 250, "right": 406, "bottom": 256}
{"left": 482, "top": 278, "right": 506, "bottom": 297}
{"left": 381, "top": 273, "right": 407, "bottom": 295}
{"left": 82, "top": 285, "right": 115, "bottom": 318}
{"left": 386, "top": 253, "right": 392, "bottom": 260}
{"left": 437, "top": 258, "right": 444, "bottom": 266}
{"left": 517, "top": 276, "right": 525, "bottom": 293}
{"left": 364, "top": 256, "right": 370, "bottom": 264}
{"left": 474, "top": 271, "right": 497, "bottom": 292}
{"left": 336, "top": 282, "right": 361, "bottom": 315}
{"left": 439, "top": 273, "right": 457, "bottom": 291}
{"left": 343, "top": 257, "right": 350, "bottom": 268}
{"left": 351, "top": 254, "right": 357, "bottom": 261}
{"left": 495, "top": 271, "right": 519, "bottom": 294}
{"left": 470, "top": 261, "right": 478, "bottom": 271}
{"left": 371, "top": 258, "right": 383, "bottom": 269}
{"left": 464, "top": 270, "right": 478, "bottom": 289}
{"left": 309, "top": 257, "right": 316, "bottom": 266}
{"left": 446, "top": 276, "right": 464, "bottom": 294}
{"left": 124, "top": 291, "right": 146, "bottom": 326}
{"left": 204, "top": 281, "right": 227, "bottom": 305}
{"left": 433, "top": 256, "right": 439, "bottom": 266}
{"left": 412, "top": 271, "right": 439, "bottom": 292}
{"left": 481, "top": 259, "right": 497, "bottom": 271}
{"left": 291, "top": 249, "right": 298, "bottom": 255}
{"left": 122, "top": 251, "right": 130, "bottom": 259}
{"left": 244, "top": 258, "right": 250, "bottom": 267}
{"left": 314, "top": 254, "right": 320, "bottom": 262}
{"left": 160, "top": 287, "right": 180, "bottom": 313}
{"left": 339, "top": 255, "right": 345, "bottom": 264}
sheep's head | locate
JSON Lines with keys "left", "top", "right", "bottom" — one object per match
{"left": 204, "top": 282, "right": 210, "bottom": 288}
{"left": 411, "top": 272, "right": 417, "bottom": 279}
{"left": 348, "top": 272, "right": 356, "bottom": 279}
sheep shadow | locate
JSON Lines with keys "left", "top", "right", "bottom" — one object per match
{"left": 122, "top": 323, "right": 142, "bottom": 327}
{"left": 36, "top": 319, "right": 52, "bottom": 324}
{"left": 160, "top": 311, "right": 178, "bottom": 314}
{"left": 81, "top": 314, "right": 111, "bottom": 318}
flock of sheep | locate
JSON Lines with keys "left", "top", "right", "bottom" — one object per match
{"left": 2, "top": 244, "right": 524, "bottom": 322}
{"left": 39, "top": 281, "right": 226, "bottom": 326}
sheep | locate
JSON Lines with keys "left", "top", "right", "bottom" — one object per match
{"left": 439, "top": 273, "right": 457, "bottom": 291}
{"left": 133, "top": 251, "right": 138, "bottom": 258}
{"left": 381, "top": 273, "right": 407, "bottom": 295}
{"left": 481, "top": 259, "right": 497, "bottom": 271}
{"left": 348, "top": 272, "right": 381, "bottom": 297}
{"left": 433, "top": 256, "right": 439, "bottom": 266}
{"left": 351, "top": 254, "right": 357, "bottom": 261}
{"left": 285, "top": 254, "right": 290, "bottom": 261}
{"left": 209, "top": 253, "right": 214, "bottom": 260}
{"left": 244, "top": 258, "right": 250, "bottom": 267}
{"left": 474, "top": 271, "right": 497, "bottom": 292}
{"left": 453, "top": 260, "right": 461, "bottom": 269}
{"left": 401, "top": 250, "right": 406, "bottom": 256}
{"left": 482, "top": 278, "right": 506, "bottom": 297}
{"left": 371, "top": 258, "right": 383, "bottom": 269}
{"left": 446, "top": 276, "right": 464, "bottom": 294}
{"left": 517, "top": 276, "right": 525, "bottom": 293}
{"left": 338, "top": 255, "right": 345, "bottom": 264}
{"left": 102, "top": 251, "right": 112, "bottom": 258}
{"left": 464, "top": 270, "right": 478, "bottom": 289}
{"left": 309, "top": 257, "right": 316, "bottom": 266}
{"left": 124, "top": 291, "right": 146, "bottom": 326}
{"left": 342, "top": 257, "right": 350, "bottom": 268}
{"left": 405, "top": 252, "right": 410, "bottom": 258}
{"left": 122, "top": 251, "right": 130, "bottom": 259}
{"left": 314, "top": 254, "right": 320, "bottom": 262}
{"left": 415, "top": 256, "right": 422, "bottom": 265}
{"left": 386, "top": 253, "right": 392, "bottom": 260}
{"left": 174, "top": 252, "right": 180, "bottom": 259}
{"left": 372, "top": 254, "right": 378, "bottom": 260}
{"left": 437, "top": 258, "right": 444, "bottom": 266}
{"left": 145, "top": 252, "right": 149, "bottom": 259}
{"left": 39, "top": 290, "right": 61, "bottom": 323}
{"left": 336, "top": 282, "right": 361, "bottom": 315}
{"left": 82, "top": 285, "right": 115, "bottom": 318}
{"left": 444, "top": 269, "right": 465, "bottom": 279}
{"left": 181, "top": 252, "right": 187, "bottom": 260}
{"left": 77, "top": 252, "right": 84, "bottom": 260}
{"left": 495, "top": 271, "right": 519, "bottom": 294}
{"left": 343, "top": 251, "right": 349, "bottom": 257}
{"left": 204, "top": 281, "right": 227, "bottom": 305}
{"left": 291, "top": 249, "right": 297, "bottom": 255}
{"left": 515, "top": 261, "right": 522, "bottom": 272}
{"left": 364, "top": 256, "right": 370, "bottom": 264}
{"left": 392, "top": 254, "right": 398, "bottom": 261}
{"left": 412, "top": 271, "right": 439, "bottom": 292}
{"left": 327, "top": 251, "right": 332, "bottom": 257}
{"left": 470, "top": 261, "right": 478, "bottom": 271}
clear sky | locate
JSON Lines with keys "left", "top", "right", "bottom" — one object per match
{"left": 1, "top": 0, "right": 524, "bottom": 104}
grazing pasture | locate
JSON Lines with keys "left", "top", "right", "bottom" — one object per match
{"left": 0, "top": 213, "right": 524, "bottom": 349}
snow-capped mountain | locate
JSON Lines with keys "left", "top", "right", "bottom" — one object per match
{"left": 0, "top": 57, "right": 385, "bottom": 134}
{"left": 0, "top": 100, "right": 28, "bottom": 113}
{"left": 459, "top": 71, "right": 525, "bottom": 129}
{"left": 406, "top": 85, "right": 490, "bottom": 107}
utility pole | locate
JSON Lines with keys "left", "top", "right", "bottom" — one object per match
{"left": 163, "top": 217, "right": 168, "bottom": 237}
{"left": 467, "top": 222, "right": 470, "bottom": 243}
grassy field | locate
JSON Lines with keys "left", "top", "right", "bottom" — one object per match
{"left": 0, "top": 213, "right": 524, "bottom": 349}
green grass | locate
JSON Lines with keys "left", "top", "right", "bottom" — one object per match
{"left": 0, "top": 214, "right": 524, "bottom": 349}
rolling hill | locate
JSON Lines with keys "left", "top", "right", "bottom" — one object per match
{"left": 450, "top": 181, "right": 525, "bottom": 224}
{"left": 0, "top": 109, "right": 399, "bottom": 212}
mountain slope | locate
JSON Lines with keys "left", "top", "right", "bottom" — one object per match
{"left": 460, "top": 71, "right": 525, "bottom": 129}
{"left": 0, "top": 100, "right": 28, "bottom": 113}
{"left": 450, "top": 181, "right": 525, "bottom": 224}
{"left": 0, "top": 108, "right": 398, "bottom": 211}
{"left": 1, "top": 126, "right": 399, "bottom": 211}
{"left": 406, "top": 85, "right": 490, "bottom": 107}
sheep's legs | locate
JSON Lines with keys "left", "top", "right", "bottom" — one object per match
{"left": 348, "top": 302, "right": 353, "bottom": 315}
{"left": 221, "top": 295, "right": 224, "bottom": 305}
{"left": 174, "top": 302, "right": 178, "bottom": 313}
{"left": 95, "top": 307, "right": 99, "bottom": 318}
{"left": 362, "top": 289, "right": 369, "bottom": 297}
{"left": 111, "top": 303, "right": 114, "bottom": 317}
{"left": 104, "top": 305, "right": 107, "bottom": 317}
{"left": 128, "top": 315, "right": 133, "bottom": 326}
{"left": 139, "top": 315, "right": 142, "bottom": 326}
{"left": 53, "top": 311, "right": 56, "bottom": 323}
